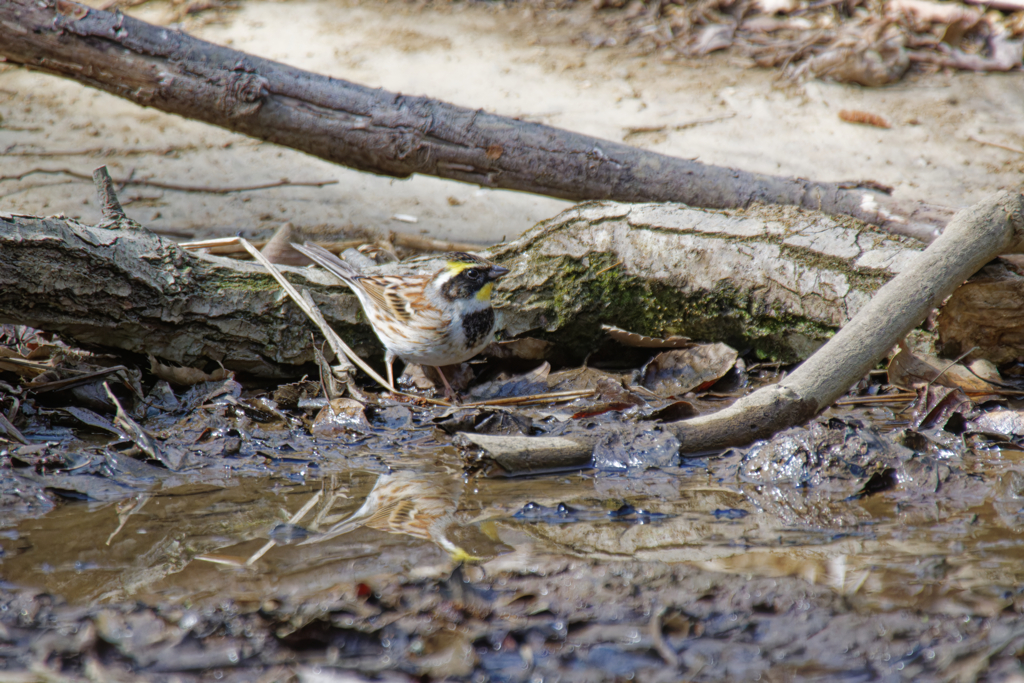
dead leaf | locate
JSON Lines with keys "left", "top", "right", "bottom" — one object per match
{"left": 149, "top": 355, "right": 231, "bottom": 386}
{"left": 908, "top": 385, "right": 975, "bottom": 431}
{"left": 641, "top": 343, "right": 738, "bottom": 397}
{"left": 690, "top": 24, "right": 735, "bottom": 55}
{"left": 972, "top": 410, "right": 1024, "bottom": 437}
{"left": 887, "top": 341, "right": 998, "bottom": 393}
{"left": 0, "top": 347, "right": 47, "bottom": 378}
{"left": 468, "top": 362, "right": 550, "bottom": 401}
{"left": 483, "top": 338, "right": 555, "bottom": 360}
{"left": 261, "top": 222, "right": 313, "bottom": 266}
{"left": 794, "top": 22, "right": 909, "bottom": 86}
{"left": 601, "top": 324, "right": 693, "bottom": 349}
{"left": 402, "top": 363, "right": 475, "bottom": 392}
{"left": 311, "top": 398, "right": 371, "bottom": 435}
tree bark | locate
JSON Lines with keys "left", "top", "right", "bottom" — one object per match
{"left": 0, "top": 201, "right": 921, "bottom": 376}
{"left": 464, "top": 191, "right": 1024, "bottom": 468}
{"left": 0, "top": 0, "right": 950, "bottom": 242}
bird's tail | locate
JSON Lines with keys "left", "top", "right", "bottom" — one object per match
{"left": 290, "top": 241, "right": 361, "bottom": 282}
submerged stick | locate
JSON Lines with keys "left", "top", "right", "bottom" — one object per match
{"left": 464, "top": 191, "right": 1024, "bottom": 469}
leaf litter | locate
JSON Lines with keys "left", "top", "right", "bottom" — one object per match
{"left": 5, "top": 308, "right": 1024, "bottom": 680}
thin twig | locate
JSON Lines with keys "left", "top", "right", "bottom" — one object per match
{"left": 594, "top": 260, "right": 623, "bottom": 276}
{"left": 0, "top": 179, "right": 76, "bottom": 200}
{"left": 460, "top": 389, "right": 595, "bottom": 407}
{"left": 923, "top": 345, "right": 978, "bottom": 391}
{"left": 0, "top": 167, "right": 338, "bottom": 194}
{"left": 237, "top": 238, "right": 359, "bottom": 379}
{"left": 968, "top": 136, "right": 1024, "bottom": 156}
{"left": 391, "top": 233, "right": 491, "bottom": 253}
{"left": 182, "top": 237, "right": 365, "bottom": 257}
{"left": 833, "top": 393, "right": 916, "bottom": 406}
{"left": 0, "top": 144, "right": 197, "bottom": 157}
{"left": 182, "top": 234, "right": 490, "bottom": 257}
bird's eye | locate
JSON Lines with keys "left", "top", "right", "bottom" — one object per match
{"left": 465, "top": 268, "right": 481, "bottom": 280}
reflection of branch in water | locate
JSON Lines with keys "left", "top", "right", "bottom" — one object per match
{"left": 245, "top": 490, "right": 322, "bottom": 566}
{"left": 106, "top": 494, "right": 149, "bottom": 546}
{"left": 0, "top": 168, "right": 338, "bottom": 194}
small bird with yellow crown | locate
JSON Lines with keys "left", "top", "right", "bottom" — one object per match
{"left": 291, "top": 241, "right": 509, "bottom": 400}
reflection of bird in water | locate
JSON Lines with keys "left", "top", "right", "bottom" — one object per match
{"left": 303, "top": 470, "right": 513, "bottom": 563}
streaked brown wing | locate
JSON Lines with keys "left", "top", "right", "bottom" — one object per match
{"left": 354, "top": 276, "right": 397, "bottom": 319}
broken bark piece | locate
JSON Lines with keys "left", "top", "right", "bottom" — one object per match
{"left": 938, "top": 260, "right": 1024, "bottom": 364}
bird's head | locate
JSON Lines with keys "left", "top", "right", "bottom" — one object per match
{"left": 437, "top": 253, "right": 510, "bottom": 302}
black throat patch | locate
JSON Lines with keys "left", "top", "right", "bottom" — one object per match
{"left": 461, "top": 308, "right": 495, "bottom": 349}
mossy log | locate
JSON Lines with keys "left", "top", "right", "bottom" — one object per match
{"left": 492, "top": 201, "right": 922, "bottom": 361}
{"left": 0, "top": 202, "right": 923, "bottom": 376}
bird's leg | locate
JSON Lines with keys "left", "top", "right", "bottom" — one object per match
{"left": 434, "top": 366, "right": 462, "bottom": 404}
{"left": 385, "top": 350, "right": 397, "bottom": 392}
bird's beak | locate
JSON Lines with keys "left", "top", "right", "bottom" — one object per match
{"left": 488, "top": 264, "right": 510, "bottom": 280}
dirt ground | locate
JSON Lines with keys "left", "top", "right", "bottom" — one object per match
{"left": 2, "top": 0, "right": 1024, "bottom": 245}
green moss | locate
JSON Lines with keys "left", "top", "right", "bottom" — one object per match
{"left": 527, "top": 253, "right": 843, "bottom": 362}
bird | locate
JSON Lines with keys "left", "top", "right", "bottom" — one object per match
{"left": 291, "top": 241, "right": 509, "bottom": 400}
{"left": 302, "top": 469, "right": 514, "bottom": 563}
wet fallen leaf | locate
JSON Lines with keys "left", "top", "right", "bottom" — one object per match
{"left": 468, "top": 362, "right": 550, "bottom": 401}
{"left": 908, "top": 385, "right": 975, "bottom": 431}
{"left": 971, "top": 410, "right": 1024, "bottom": 437}
{"left": 272, "top": 380, "right": 322, "bottom": 409}
{"left": 592, "top": 424, "right": 680, "bottom": 471}
{"left": 641, "top": 343, "right": 738, "bottom": 397}
{"left": 642, "top": 400, "right": 699, "bottom": 423}
{"left": 311, "top": 398, "right": 371, "bottom": 435}
{"left": 571, "top": 402, "right": 636, "bottom": 419}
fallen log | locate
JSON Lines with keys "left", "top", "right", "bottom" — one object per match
{"left": 464, "top": 191, "right": 1024, "bottom": 467}
{"left": 0, "top": 196, "right": 925, "bottom": 377}
{"left": 0, "top": 0, "right": 950, "bottom": 241}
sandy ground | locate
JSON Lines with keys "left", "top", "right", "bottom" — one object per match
{"left": 1, "top": 0, "right": 1023, "bottom": 245}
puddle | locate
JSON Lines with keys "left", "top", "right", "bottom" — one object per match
{"left": 7, "top": 444, "right": 1024, "bottom": 621}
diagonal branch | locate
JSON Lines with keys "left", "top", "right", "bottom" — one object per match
{"left": 0, "top": 0, "right": 950, "bottom": 241}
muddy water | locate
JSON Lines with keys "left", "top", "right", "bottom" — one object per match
{"left": 5, "top": 392, "right": 1024, "bottom": 680}
{"left": 6, "top": 443, "right": 1024, "bottom": 622}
